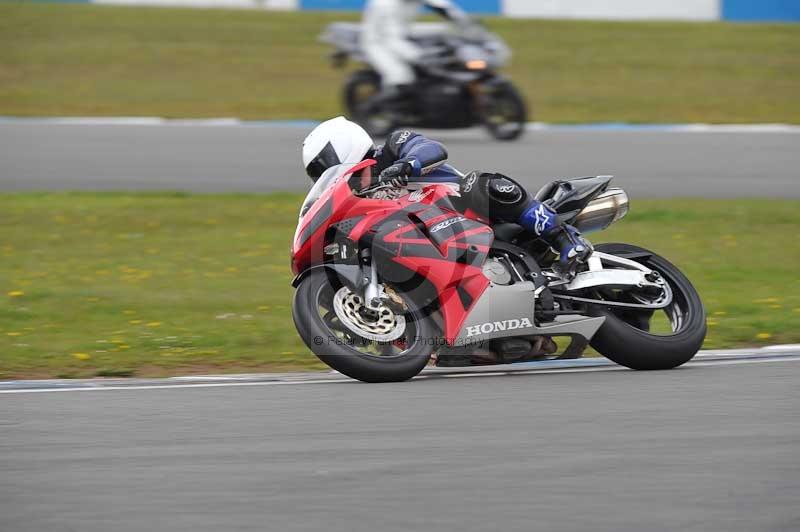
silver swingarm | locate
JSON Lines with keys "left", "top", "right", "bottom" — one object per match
{"left": 554, "top": 251, "right": 673, "bottom": 310}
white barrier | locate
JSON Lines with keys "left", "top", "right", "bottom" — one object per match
{"left": 503, "top": 0, "right": 719, "bottom": 21}
{"left": 77, "top": 0, "right": 800, "bottom": 21}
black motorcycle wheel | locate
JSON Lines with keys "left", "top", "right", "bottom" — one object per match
{"left": 482, "top": 81, "right": 527, "bottom": 141}
{"left": 293, "top": 270, "right": 435, "bottom": 383}
{"left": 343, "top": 69, "right": 396, "bottom": 137}
{"left": 588, "top": 243, "right": 707, "bottom": 370}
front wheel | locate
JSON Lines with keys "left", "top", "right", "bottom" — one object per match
{"left": 481, "top": 81, "right": 528, "bottom": 141}
{"left": 343, "top": 70, "right": 396, "bottom": 137}
{"left": 292, "top": 270, "right": 435, "bottom": 383}
{"left": 589, "top": 243, "right": 707, "bottom": 370}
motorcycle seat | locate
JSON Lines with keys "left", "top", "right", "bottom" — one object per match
{"left": 536, "top": 176, "right": 612, "bottom": 202}
{"left": 493, "top": 222, "right": 525, "bottom": 242}
{"left": 534, "top": 181, "right": 559, "bottom": 202}
{"left": 534, "top": 176, "right": 613, "bottom": 215}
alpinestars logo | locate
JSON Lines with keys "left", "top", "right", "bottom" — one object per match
{"left": 534, "top": 204, "right": 551, "bottom": 235}
{"left": 430, "top": 216, "right": 466, "bottom": 233}
{"left": 496, "top": 184, "right": 516, "bottom": 194}
{"left": 396, "top": 131, "right": 412, "bottom": 145}
{"left": 466, "top": 318, "right": 534, "bottom": 338}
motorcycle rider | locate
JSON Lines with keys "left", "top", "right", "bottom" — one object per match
{"left": 361, "top": 0, "right": 474, "bottom": 110}
{"left": 302, "top": 117, "right": 592, "bottom": 274}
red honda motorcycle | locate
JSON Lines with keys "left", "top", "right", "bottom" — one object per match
{"left": 291, "top": 161, "right": 706, "bottom": 383}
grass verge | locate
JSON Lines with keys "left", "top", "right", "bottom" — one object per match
{"left": 1, "top": 193, "right": 798, "bottom": 379}
{"left": 1, "top": 4, "right": 799, "bottom": 123}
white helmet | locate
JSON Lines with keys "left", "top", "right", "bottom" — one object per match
{"left": 302, "top": 116, "right": 374, "bottom": 181}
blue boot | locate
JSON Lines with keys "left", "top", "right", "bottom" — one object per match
{"left": 550, "top": 224, "right": 593, "bottom": 274}
{"left": 518, "top": 201, "right": 593, "bottom": 274}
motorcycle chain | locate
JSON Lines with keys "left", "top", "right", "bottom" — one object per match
{"left": 551, "top": 293, "right": 671, "bottom": 310}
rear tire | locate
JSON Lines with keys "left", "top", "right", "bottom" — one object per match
{"left": 589, "top": 243, "right": 707, "bottom": 370}
{"left": 293, "top": 270, "right": 434, "bottom": 383}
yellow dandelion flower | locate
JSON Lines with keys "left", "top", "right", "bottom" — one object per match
{"left": 7, "top": 290, "right": 24, "bottom": 297}
{"left": 72, "top": 353, "right": 91, "bottom": 361}
{"left": 7, "top": 332, "right": 21, "bottom": 336}
{"left": 123, "top": 310, "right": 136, "bottom": 315}
{"left": 258, "top": 305, "right": 270, "bottom": 311}
{"left": 119, "top": 345, "right": 131, "bottom": 350}
{"left": 129, "top": 320, "right": 142, "bottom": 325}
{"left": 756, "top": 332, "right": 772, "bottom": 340}
{"left": 146, "top": 322, "right": 161, "bottom": 327}
{"left": 713, "top": 311, "right": 727, "bottom": 316}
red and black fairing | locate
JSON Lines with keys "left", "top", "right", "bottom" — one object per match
{"left": 291, "top": 159, "right": 389, "bottom": 275}
{"left": 292, "top": 161, "right": 494, "bottom": 344}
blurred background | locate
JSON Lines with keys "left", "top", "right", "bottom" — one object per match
{"left": 0, "top": 0, "right": 799, "bottom": 379}
{"left": 2, "top": 5, "right": 800, "bottom": 532}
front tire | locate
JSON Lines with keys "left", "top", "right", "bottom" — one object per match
{"left": 343, "top": 69, "right": 396, "bottom": 137}
{"left": 481, "top": 81, "right": 527, "bottom": 141}
{"left": 589, "top": 243, "right": 707, "bottom": 370}
{"left": 293, "top": 270, "right": 434, "bottom": 383}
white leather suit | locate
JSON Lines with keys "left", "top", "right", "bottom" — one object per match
{"left": 361, "top": 0, "right": 469, "bottom": 87}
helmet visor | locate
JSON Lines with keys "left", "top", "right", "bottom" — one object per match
{"left": 305, "top": 141, "right": 341, "bottom": 181}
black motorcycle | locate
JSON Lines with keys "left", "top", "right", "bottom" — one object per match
{"left": 321, "top": 22, "right": 528, "bottom": 141}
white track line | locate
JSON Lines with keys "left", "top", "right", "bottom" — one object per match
{"left": 1, "top": 355, "right": 798, "bottom": 395}
{"left": 2, "top": 116, "right": 800, "bottom": 133}
{"left": 0, "top": 378, "right": 348, "bottom": 394}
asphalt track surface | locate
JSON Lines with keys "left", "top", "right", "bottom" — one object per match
{"left": 2, "top": 122, "right": 799, "bottom": 532}
{"left": 2, "top": 122, "right": 799, "bottom": 197}
{"left": 2, "top": 353, "right": 799, "bottom": 532}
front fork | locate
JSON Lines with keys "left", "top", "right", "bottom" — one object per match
{"left": 469, "top": 75, "right": 506, "bottom": 120}
{"left": 359, "top": 248, "right": 384, "bottom": 311}
{"left": 469, "top": 80, "right": 490, "bottom": 121}
{"left": 363, "top": 263, "right": 384, "bottom": 311}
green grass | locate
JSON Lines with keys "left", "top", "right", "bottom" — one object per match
{"left": 1, "top": 4, "right": 799, "bottom": 122}
{"left": 1, "top": 193, "right": 798, "bottom": 380}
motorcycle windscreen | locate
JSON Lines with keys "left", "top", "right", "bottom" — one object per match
{"left": 298, "top": 163, "right": 355, "bottom": 219}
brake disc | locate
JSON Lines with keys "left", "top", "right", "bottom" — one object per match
{"left": 333, "top": 287, "right": 406, "bottom": 343}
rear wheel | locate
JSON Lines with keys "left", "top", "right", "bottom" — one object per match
{"left": 293, "top": 270, "right": 434, "bottom": 383}
{"left": 343, "top": 70, "right": 396, "bottom": 137}
{"left": 589, "top": 243, "right": 707, "bottom": 370}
